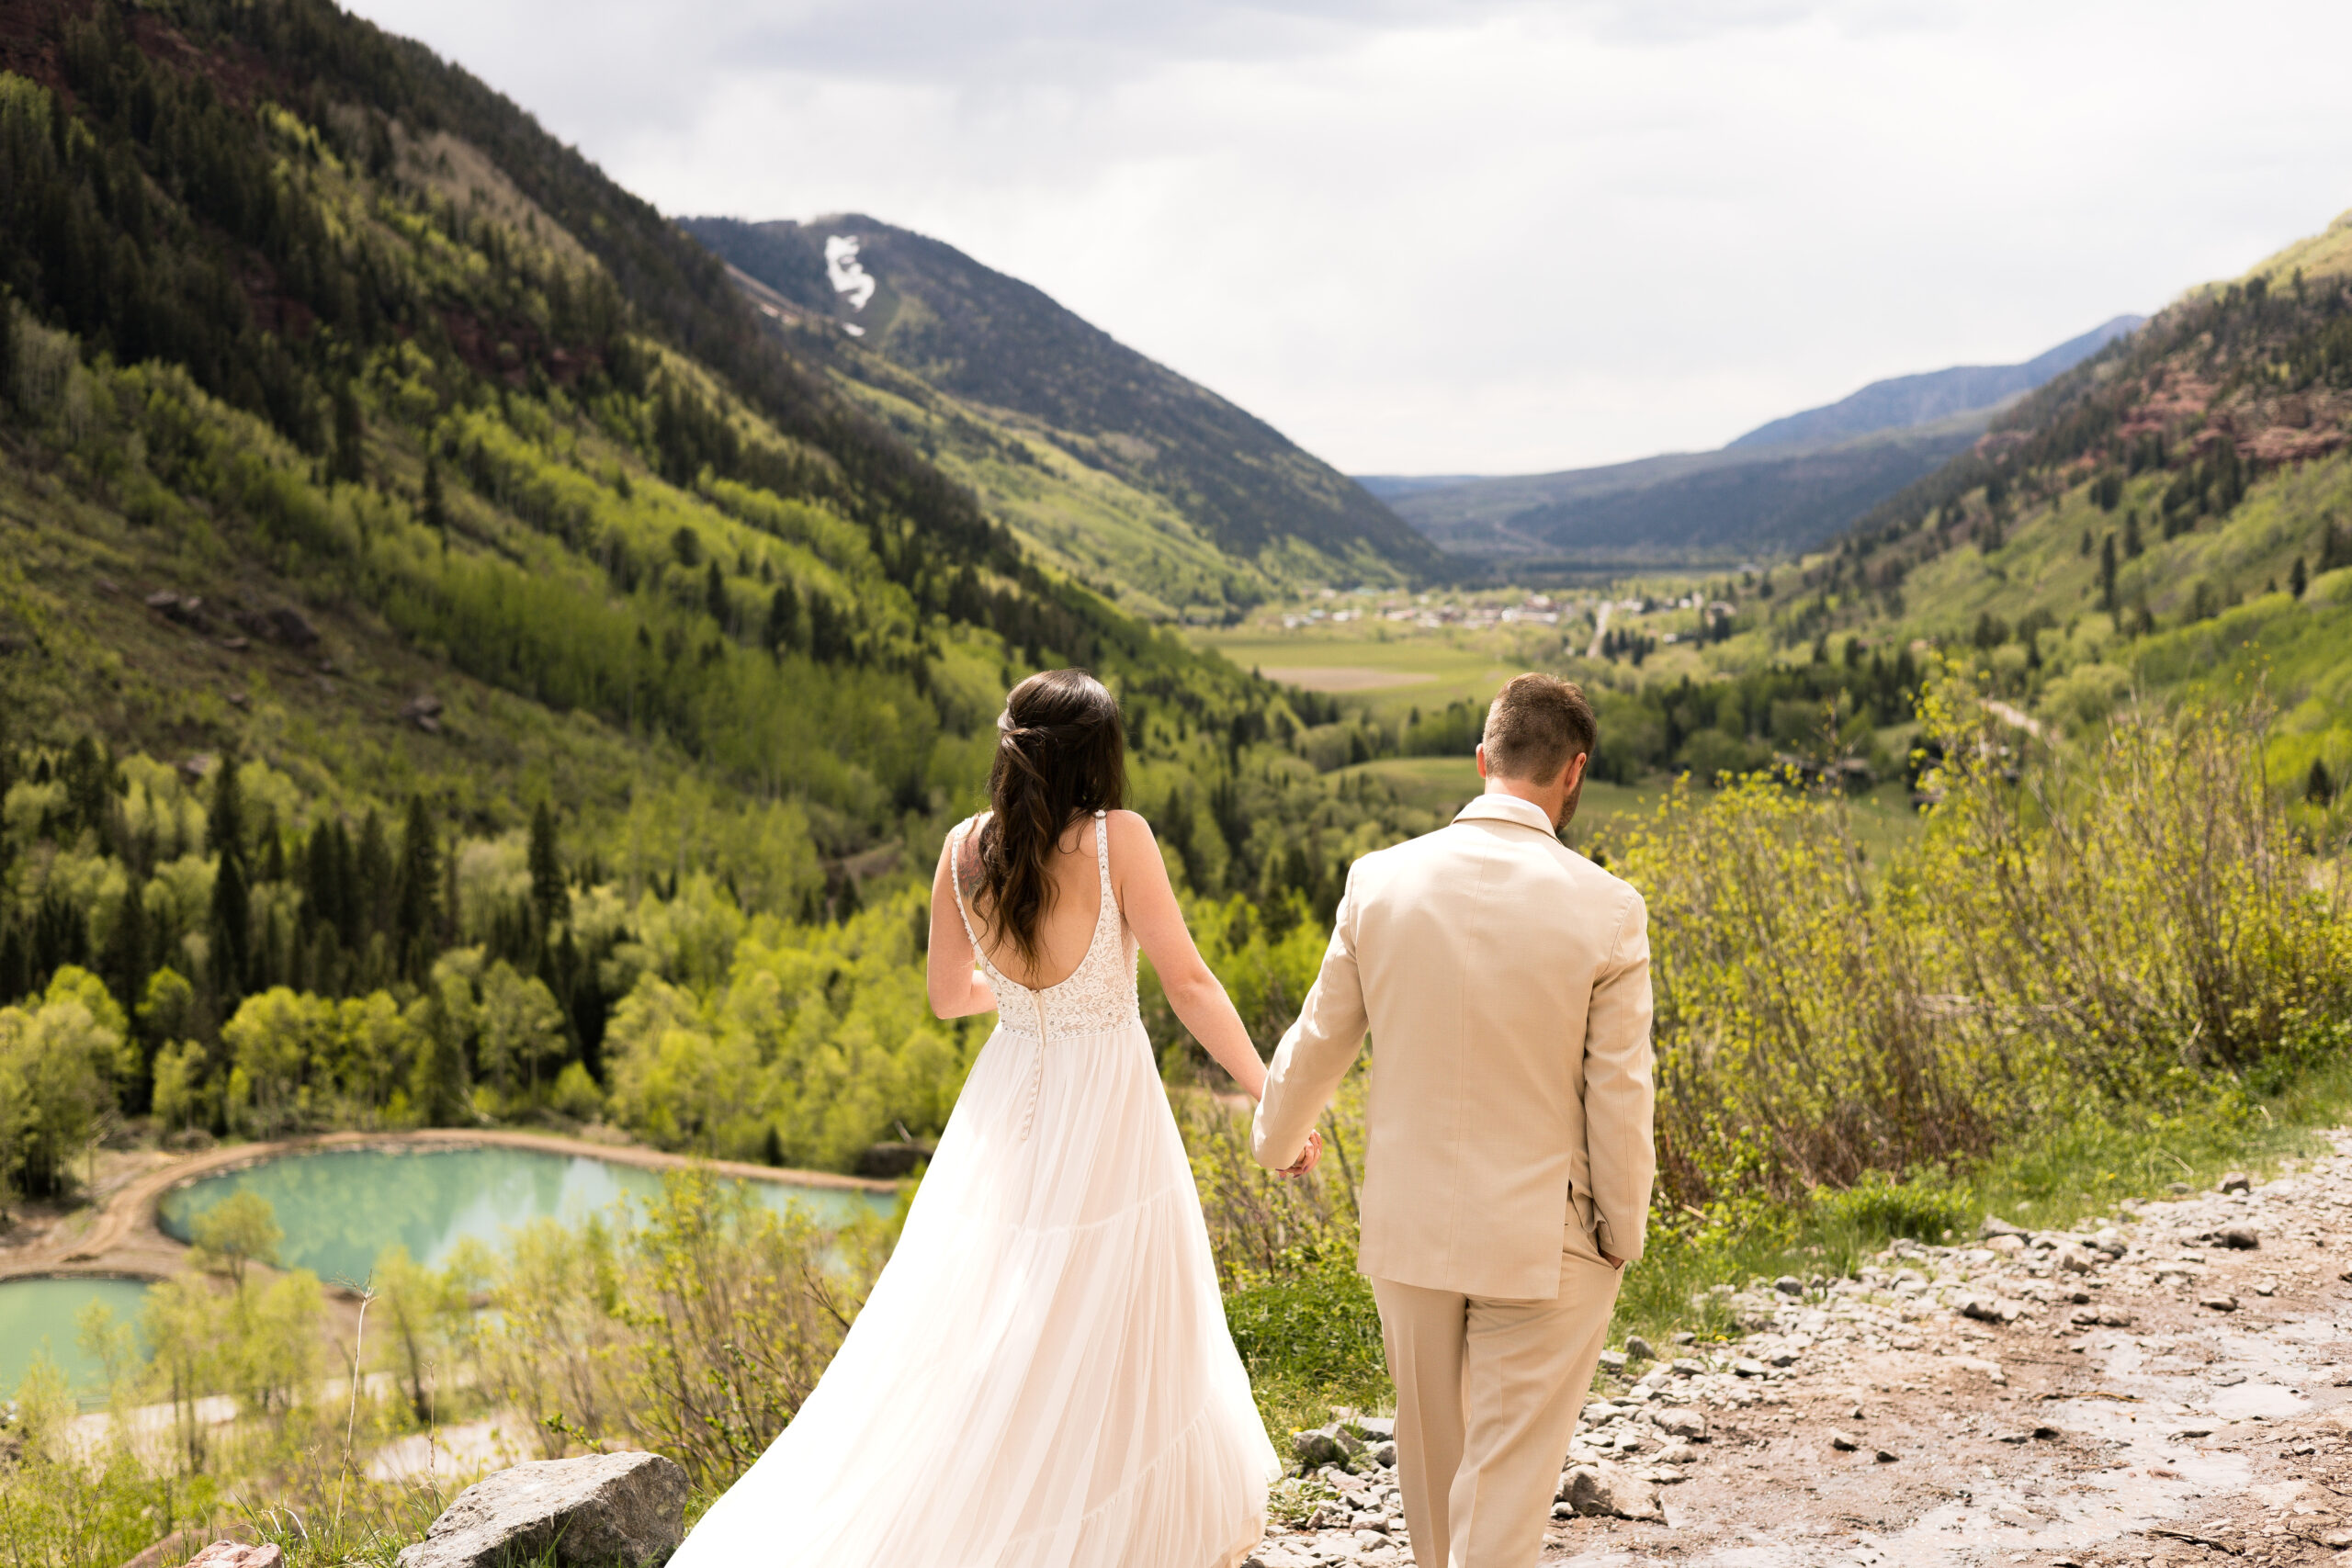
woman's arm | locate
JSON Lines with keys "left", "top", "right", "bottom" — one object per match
{"left": 927, "top": 829, "right": 998, "bottom": 1020}
{"left": 1108, "top": 810, "right": 1269, "bottom": 1101}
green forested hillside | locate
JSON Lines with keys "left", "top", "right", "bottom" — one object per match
{"left": 1747, "top": 210, "right": 2352, "bottom": 791}
{"left": 0, "top": 0, "right": 1442, "bottom": 1183}
{"left": 686, "top": 215, "right": 1442, "bottom": 611}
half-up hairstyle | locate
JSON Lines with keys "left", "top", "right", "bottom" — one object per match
{"left": 972, "top": 669, "right": 1125, "bottom": 969}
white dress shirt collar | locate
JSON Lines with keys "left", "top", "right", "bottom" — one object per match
{"left": 1453, "top": 793, "right": 1559, "bottom": 836}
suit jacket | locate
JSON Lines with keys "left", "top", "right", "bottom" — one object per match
{"left": 1251, "top": 792, "right": 1656, "bottom": 1299}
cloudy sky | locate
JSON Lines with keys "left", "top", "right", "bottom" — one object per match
{"left": 349, "top": 0, "right": 2352, "bottom": 477}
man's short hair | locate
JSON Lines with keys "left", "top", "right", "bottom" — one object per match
{"left": 1481, "top": 673, "right": 1598, "bottom": 782}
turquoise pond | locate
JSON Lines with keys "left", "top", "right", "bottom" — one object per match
{"left": 154, "top": 1144, "right": 897, "bottom": 1289}
{"left": 0, "top": 1276, "right": 156, "bottom": 1397}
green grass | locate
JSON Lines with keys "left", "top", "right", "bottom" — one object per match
{"left": 1197, "top": 629, "right": 1528, "bottom": 720}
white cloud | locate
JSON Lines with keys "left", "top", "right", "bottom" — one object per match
{"left": 348, "top": 0, "right": 2352, "bottom": 474}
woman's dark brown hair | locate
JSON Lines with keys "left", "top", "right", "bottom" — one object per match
{"left": 970, "top": 669, "right": 1125, "bottom": 969}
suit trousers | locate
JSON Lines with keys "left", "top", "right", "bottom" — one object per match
{"left": 1371, "top": 1234, "right": 1622, "bottom": 1568}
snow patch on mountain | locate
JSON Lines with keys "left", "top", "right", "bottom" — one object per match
{"left": 825, "top": 235, "right": 876, "bottom": 312}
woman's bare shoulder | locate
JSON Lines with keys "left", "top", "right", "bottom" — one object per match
{"left": 1104, "top": 807, "right": 1156, "bottom": 843}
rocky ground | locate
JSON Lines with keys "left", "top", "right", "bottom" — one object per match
{"left": 1250, "top": 1132, "right": 2352, "bottom": 1568}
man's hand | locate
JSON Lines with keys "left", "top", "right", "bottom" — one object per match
{"left": 1277, "top": 1128, "right": 1324, "bottom": 1179}
{"left": 1600, "top": 1251, "right": 1626, "bottom": 1271}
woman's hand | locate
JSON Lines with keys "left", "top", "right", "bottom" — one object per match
{"left": 1276, "top": 1128, "right": 1323, "bottom": 1179}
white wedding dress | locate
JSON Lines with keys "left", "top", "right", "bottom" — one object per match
{"left": 672, "top": 810, "right": 1277, "bottom": 1566}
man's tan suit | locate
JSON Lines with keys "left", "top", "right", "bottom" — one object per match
{"left": 1253, "top": 792, "right": 1655, "bottom": 1568}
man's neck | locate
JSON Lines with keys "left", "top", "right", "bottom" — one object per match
{"left": 1484, "top": 776, "right": 1565, "bottom": 830}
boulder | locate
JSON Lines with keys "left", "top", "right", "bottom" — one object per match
{"left": 182, "top": 1549, "right": 283, "bottom": 1568}
{"left": 1292, "top": 1427, "right": 1359, "bottom": 1471}
{"left": 1623, "top": 1335, "right": 1655, "bottom": 1360}
{"left": 1555, "top": 1459, "right": 1665, "bottom": 1522}
{"left": 267, "top": 606, "right": 322, "bottom": 647}
{"left": 2217, "top": 1171, "right": 2252, "bottom": 1195}
{"left": 1980, "top": 1215, "right": 2029, "bottom": 1239}
{"left": 1652, "top": 1406, "right": 1708, "bottom": 1441}
{"left": 854, "top": 1141, "right": 933, "bottom": 1179}
{"left": 395, "top": 1452, "right": 689, "bottom": 1568}
{"left": 2214, "top": 1225, "right": 2259, "bottom": 1250}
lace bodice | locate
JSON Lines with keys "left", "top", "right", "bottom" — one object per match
{"left": 950, "top": 810, "right": 1141, "bottom": 1042}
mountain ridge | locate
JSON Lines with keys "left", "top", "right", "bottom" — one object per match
{"left": 683, "top": 214, "right": 1441, "bottom": 602}
{"left": 1726, "top": 314, "right": 2144, "bottom": 450}
{"left": 1368, "top": 316, "right": 2144, "bottom": 570}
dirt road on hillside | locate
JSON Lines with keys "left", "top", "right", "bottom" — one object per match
{"left": 1255, "top": 1133, "right": 2352, "bottom": 1568}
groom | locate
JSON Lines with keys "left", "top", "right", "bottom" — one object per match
{"left": 1254, "top": 672, "right": 1655, "bottom": 1567}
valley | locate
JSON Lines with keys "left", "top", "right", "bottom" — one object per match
{"left": 0, "top": 0, "right": 2346, "bottom": 1562}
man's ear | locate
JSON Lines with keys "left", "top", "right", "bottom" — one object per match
{"left": 1475, "top": 743, "right": 1490, "bottom": 781}
{"left": 1566, "top": 751, "right": 1589, "bottom": 790}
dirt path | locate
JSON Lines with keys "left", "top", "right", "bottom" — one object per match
{"left": 0, "top": 1127, "right": 894, "bottom": 1285}
{"left": 1257, "top": 1132, "right": 2352, "bottom": 1567}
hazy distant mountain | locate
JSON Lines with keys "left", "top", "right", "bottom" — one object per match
{"left": 684, "top": 215, "right": 1441, "bottom": 587}
{"left": 1367, "top": 316, "right": 2144, "bottom": 568}
{"left": 1726, "top": 315, "right": 2144, "bottom": 450}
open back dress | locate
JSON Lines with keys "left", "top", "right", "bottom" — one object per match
{"left": 670, "top": 809, "right": 1277, "bottom": 1567}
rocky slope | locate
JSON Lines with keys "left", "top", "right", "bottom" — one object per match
{"left": 1250, "top": 1133, "right": 2352, "bottom": 1566}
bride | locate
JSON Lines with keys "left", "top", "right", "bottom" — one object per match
{"left": 672, "top": 669, "right": 1320, "bottom": 1566}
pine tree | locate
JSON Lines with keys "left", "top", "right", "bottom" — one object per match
{"left": 208, "top": 746, "right": 250, "bottom": 1000}
{"left": 528, "top": 802, "right": 569, "bottom": 928}
{"left": 2123, "top": 510, "right": 2143, "bottom": 558}
{"left": 257, "top": 807, "right": 286, "bottom": 883}
{"left": 210, "top": 851, "right": 251, "bottom": 1001}
{"left": 423, "top": 458, "right": 447, "bottom": 533}
{"left": 0, "top": 287, "right": 16, "bottom": 411}
{"left": 332, "top": 379, "right": 364, "bottom": 483}
{"left": 393, "top": 795, "right": 440, "bottom": 973}
{"left": 705, "top": 559, "right": 729, "bottom": 627}
{"left": 306, "top": 823, "right": 346, "bottom": 942}
{"left": 102, "top": 881, "right": 150, "bottom": 1014}
{"left": 355, "top": 808, "right": 393, "bottom": 940}
{"left": 2290, "top": 555, "right": 2309, "bottom": 599}
{"left": 2099, "top": 535, "right": 2119, "bottom": 612}
{"left": 2308, "top": 759, "right": 2335, "bottom": 807}
{"left": 764, "top": 582, "right": 801, "bottom": 654}
{"left": 207, "top": 745, "right": 245, "bottom": 863}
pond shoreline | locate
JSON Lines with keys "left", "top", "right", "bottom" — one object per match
{"left": 0, "top": 1127, "right": 898, "bottom": 1287}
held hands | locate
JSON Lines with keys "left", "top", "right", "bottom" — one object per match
{"left": 1275, "top": 1128, "right": 1323, "bottom": 1179}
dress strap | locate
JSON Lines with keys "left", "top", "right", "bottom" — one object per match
{"left": 1092, "top": 808, "right": 1111, "bottom": 906}
{"left": 947, "top": 814, "right": 988, "bottom": 959}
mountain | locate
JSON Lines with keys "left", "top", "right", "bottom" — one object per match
{"left": 1369, "top": 318, "right": 2143, "bottom": 570}
{"left": 683, "top": 215, "right": 1441, "bottom": 609}
{"left": 1772, "top": 209, "right": 2352, "bottom": 788}
{"left": 1368, "top": 416, "right": 1988, "bottom": 568}
{"left": 1725, "top": 315, "right": 2143, "bottom": 450}
{"left": 0, "top": 0, "right": 1443, "bottom": 1082}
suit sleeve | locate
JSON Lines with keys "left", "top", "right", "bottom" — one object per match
{"left": 1251, "top": 862, "right": 1370, "bottom": 1171}
{"left": 1583, "top": 886, "right": 1656, "bottom": 1263}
